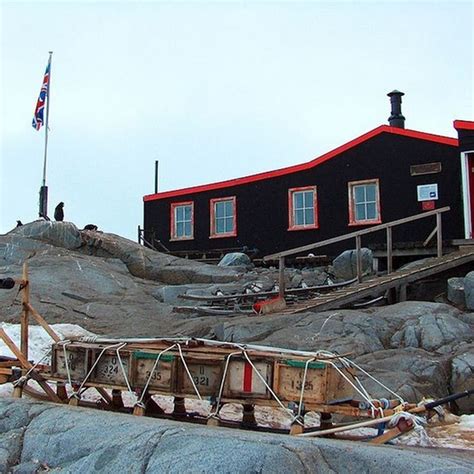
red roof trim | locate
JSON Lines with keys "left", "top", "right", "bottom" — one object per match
{"left": 143, "top": 125, "right": 458, "bottom": 202}
{"left": 454, "top": 120, "right": 474, "bottom": 131}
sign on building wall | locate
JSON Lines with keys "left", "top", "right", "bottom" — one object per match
{"left": 417, "top": 183, "right": 439, "bottom": 201}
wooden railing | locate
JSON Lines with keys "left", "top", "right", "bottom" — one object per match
{"left": 263, "top": 206, "right": 451, "bottom": 298}
{"left": 137, "top": 226, "right": 170, "bottom": 253}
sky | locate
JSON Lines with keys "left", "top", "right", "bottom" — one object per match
{"left": 1, "top": 0, "right": 473, "bottom": 241}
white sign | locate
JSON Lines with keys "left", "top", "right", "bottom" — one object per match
{"left": 417, "top": 184, "right": 438, "bottom": 202}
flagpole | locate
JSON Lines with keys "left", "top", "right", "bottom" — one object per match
{"left": 39, "top": 51, "right": 52, "bottom": 218}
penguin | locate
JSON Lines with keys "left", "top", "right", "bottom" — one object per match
{"left": 54, "top": 202, "right": 64, "bottom": 222}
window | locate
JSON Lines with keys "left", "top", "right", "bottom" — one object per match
{"left": 348, "top": 179, "right": 381, "bottom": 225}
{"left": 210, "top": 196, "right": 237, "bottom": 238}
{"left": 170, "top": 201, "right": 194, "bottom": 240}
{"left": 288, "top": 186, "right": 318, "bottom": 230}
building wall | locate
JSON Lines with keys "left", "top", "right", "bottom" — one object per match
{"left": 144, "top": 132, "right": 463, "bottom": 256}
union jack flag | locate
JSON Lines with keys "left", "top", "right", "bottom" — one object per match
{"left": 32, "top": 59, "right": 50, "bottom": 131}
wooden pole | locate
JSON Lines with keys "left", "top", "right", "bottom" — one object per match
{"left": 278, "top": 256, "right": 286, "bottom": 299}
{"left": 20, "top": 263, "right": 30, "bottom": 360}
{"left": 355, "top": 235, "right": 362, "bottom": 282}
{"left": 25, "top": 303, "right": 60, "bottom": 343}
{"left": 436, "top": 212, "right": 443, "bottom": 257}
{"left": 386, "top": 226, "right": 393, "bottom": 274}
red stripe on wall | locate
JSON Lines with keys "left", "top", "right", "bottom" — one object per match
{"left": 243, "top": 362, "right": 253, "bottom": 392}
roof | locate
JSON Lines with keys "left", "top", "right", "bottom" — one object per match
{"left": 144, "top": 124, "right": 458, "bottom": 202}
{"left": 454, "top": 120, "right": 474, "bottom": 131}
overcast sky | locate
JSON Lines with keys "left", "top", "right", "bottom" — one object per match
{"left": 1, "top": 0, "right": 472, "bottom": 241}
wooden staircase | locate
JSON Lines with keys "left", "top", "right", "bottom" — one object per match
{"left": 283, "top": 248, "right": 474, "bottom": 314}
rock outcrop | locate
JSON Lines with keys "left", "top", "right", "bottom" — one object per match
{"left": 0, "top": 399, "right": 472, "bottom": 473}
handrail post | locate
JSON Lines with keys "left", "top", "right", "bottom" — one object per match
{"left": 436, "top": 211, "right": 443, "bottom": 257}
{"left": 386, "top": 226, "right": 393, "bottom": 274}
{"left": 279, "top": 256, "right": 286, "bottom": 299}
{"left": 137, "top": 225, "right": 141, "bottom": 244}
{"left": 355, "top": 234, "right": 362, "bottom": 282}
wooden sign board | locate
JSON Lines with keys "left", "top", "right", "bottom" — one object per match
{"left": 51, "top": 345, "right": 88, "bottom": 382}
{"left": 275, "top": 361, "right": 328, "bottom": 404}
{"left": 410, "top": 162, "right": 441, "bottom": 176}
{"left": 90, "top": 350, "right": 132, "bottom": 386}
{"left": 177, "top": 358, "right": 223, "bottom": 396}
{"left": 132, "top": 352, "right": 175, "bottom": 392}
{"left": 224, "top": 359, "right": 273, "bottom": 399}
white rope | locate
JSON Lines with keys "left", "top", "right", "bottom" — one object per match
{"left": 177, "top": 344, "right": 202, "bottom": 400}
{"left": 136, "top": 344, "right": 177, "bottom": 407}
{"left": 12, "top": 348, "right": 52, "bottom": 387}
{"left": 342, "top": 357, "right": 405, "bottom": 404}
{"left": 296, "top": 358, "right": 315, "bottom": 420}
{"left": 114, "top": 343, "right": 133, "bottom": 395}
{"left": 74, "top": 342, "right": 124, "bottom": 399}
{"left": 208, "top": 351, "right": 241, "bottom": 419}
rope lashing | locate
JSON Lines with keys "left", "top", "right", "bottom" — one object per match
{"left": 12, "top": 348, "right": 53, "bottom": 388}
{"left": 72, "top": 342, "right": 125, "bottom": 399}
{"left": 296, "top": 357, "right": 316, "bottom": 420}
{"left": 177, "top": 344, "right": 202, "bottom": 400}
{"left": 207, "top": 351, "right": 241, "bottom": 419}
{"left": 114, "top": 343, "right": 133, "bottom": 395}
{"left": 135, "top": 343, "right": 177, "bottom": 407}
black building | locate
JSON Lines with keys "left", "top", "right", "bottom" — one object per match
{"left": 143, "top": 93, "right": 474, "bottom": 257}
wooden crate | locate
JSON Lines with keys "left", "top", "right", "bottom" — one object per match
{"left": 223, "top": 359, "right": 273, "bottom": 399}
{"left": 89, "top": 348, "right": 132, "bottom": 387}
{"left": 176, "top": 357, "right": 224, "bottom": 397}
{"left": 51, "top": 344, "right": 89, "bottom": 382}
{"left": 132, "top": 351, "right": 176, "bottom": 392}
{"left": 274, "top": 360, "right": 354, "bottom": 404}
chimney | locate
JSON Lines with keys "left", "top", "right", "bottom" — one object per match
{"left": 387, "top": 90, "right": 405, "bottom": 128}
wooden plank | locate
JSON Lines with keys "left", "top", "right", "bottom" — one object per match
{"left": 386, "top": 226, "right": 393, "bottom": 274}
{"left": 26, "top": 303, "right": 60, "bottom": 343}
{"left": 288, "top": 250, "right": 474, "bottom": 314}
{"left": 264, "top": 207, "right": 450, "bottom": 260}
{"left": 278, "top": 257, "right": 286, "bottom": 299}
{"left": 20, "top": 263, "right": 30, "bottom": 360}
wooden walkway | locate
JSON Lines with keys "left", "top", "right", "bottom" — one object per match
{"left": 282, "top": 248, "right": 474, "bottom": 314}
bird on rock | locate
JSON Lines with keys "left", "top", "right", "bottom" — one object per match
{"left": 54, "top": 202, "right": 64, "bottom": 222}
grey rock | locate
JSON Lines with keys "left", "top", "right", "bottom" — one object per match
{"left": 450, "top": 343, "right": 474, "bottom": 413}
{"left": 218, "top": 252, "right": 252, "bottom": 267}
{"left": 447, "top": 277, "right": 465, "bottom": 306}
{"left": 0, "top": 399, "right": 472, "bottom": 473}
{"left": 153, "top": 284, "right": 211, "bottom": 304}
{"left": 332, "top": 248, "right": 373, "bottom": 280}
{"left": 463, "top": 271, "right": 474, "bottom": 310}
{"left": 9, "top": 220, "right": 83, "bottom": 250}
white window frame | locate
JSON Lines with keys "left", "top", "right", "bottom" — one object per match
{"left": 348, "top": 179, "right": 381, "bottom": 225}
{"left": 288, "top": 186, "right": 318, "bottom": 230}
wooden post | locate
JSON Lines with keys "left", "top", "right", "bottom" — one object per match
{"left": 398, "top": 284, "right": 407, "bottom": 302}
{"left": 26, "top": 303, "right": 60, "bottom": 343}
{"left": 242, "top": 403, "right": 257, "bottom": 427}
{"left": 386, "top": 226, "right": 393, "bottom": 274}
{"left": 20, "top": 263, "right": 30, "bottom": 360}
{"left": 278, "top": 256, "right": 286, "bottom": 299}
{"left": 436, "top": 212, "right": 443, "bottom": 258}
{"left": 355, "top": 235, "right": 362, "bottom": 282}
{"left": 173, "top": 397, "right": 187, "bottom": 416}
{"left": 137, "top": 225, "right": 141, "bottom": 244}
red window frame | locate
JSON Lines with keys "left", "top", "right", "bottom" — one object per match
{"left": 170, "top": 201, "right": 194, "bottom": 241}
{"left": 210, "top": 196, "right": 237, "bottom": 238}
{"left": 348, "top": 179, "right": 382, "bottom": 226}
{"left": 288, "top": 186, "right": 319, "bottom": 231}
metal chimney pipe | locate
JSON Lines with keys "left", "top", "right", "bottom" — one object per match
{"left": 387, "top": 90, "right": 405, "bottom": 129}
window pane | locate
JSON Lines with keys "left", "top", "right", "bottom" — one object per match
{"left": 365, "top": 185, "right": 376, "bottom": 202}
{"left": 216, "top": 218, "right": 225, "bottom": 233}
{"left": 295, "top": 209, "right": 304, "bottom": 225}
{"left": 304, "top": 191, "right": 313, "bottom": 208}
{"left": 354, "top": 186, "right": 365, "bottom": 203}
{"left": 366, "top": 203, "right": 377, "bottom": 220}
{"left": 304, "top": 208, "right": 314, "bottom": 225}
{"left": 185, "top": 222, "right": 192, "bottom": 236}
{"left": 184, "top": 205, "right": 192, "bottom": 220}
{"left": 355, "top": 203, "right": 366, "bottom": 220}
{"left": 176, "top": 222, "right": 184, "bottom": 237}
{"left": 176, "top": 206, "right": 184, "bottom": 221}
{"left": 225, "top": 201, "right": 233, "bottom": 217}
{"left": 215, "top": 202, "right": 225, "bottom": 218}
{"left": 294, "top": 192, "right": 304, "bottom": 209}
{"left": 224, "top": 217, "right": 234, "bottom": 232}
